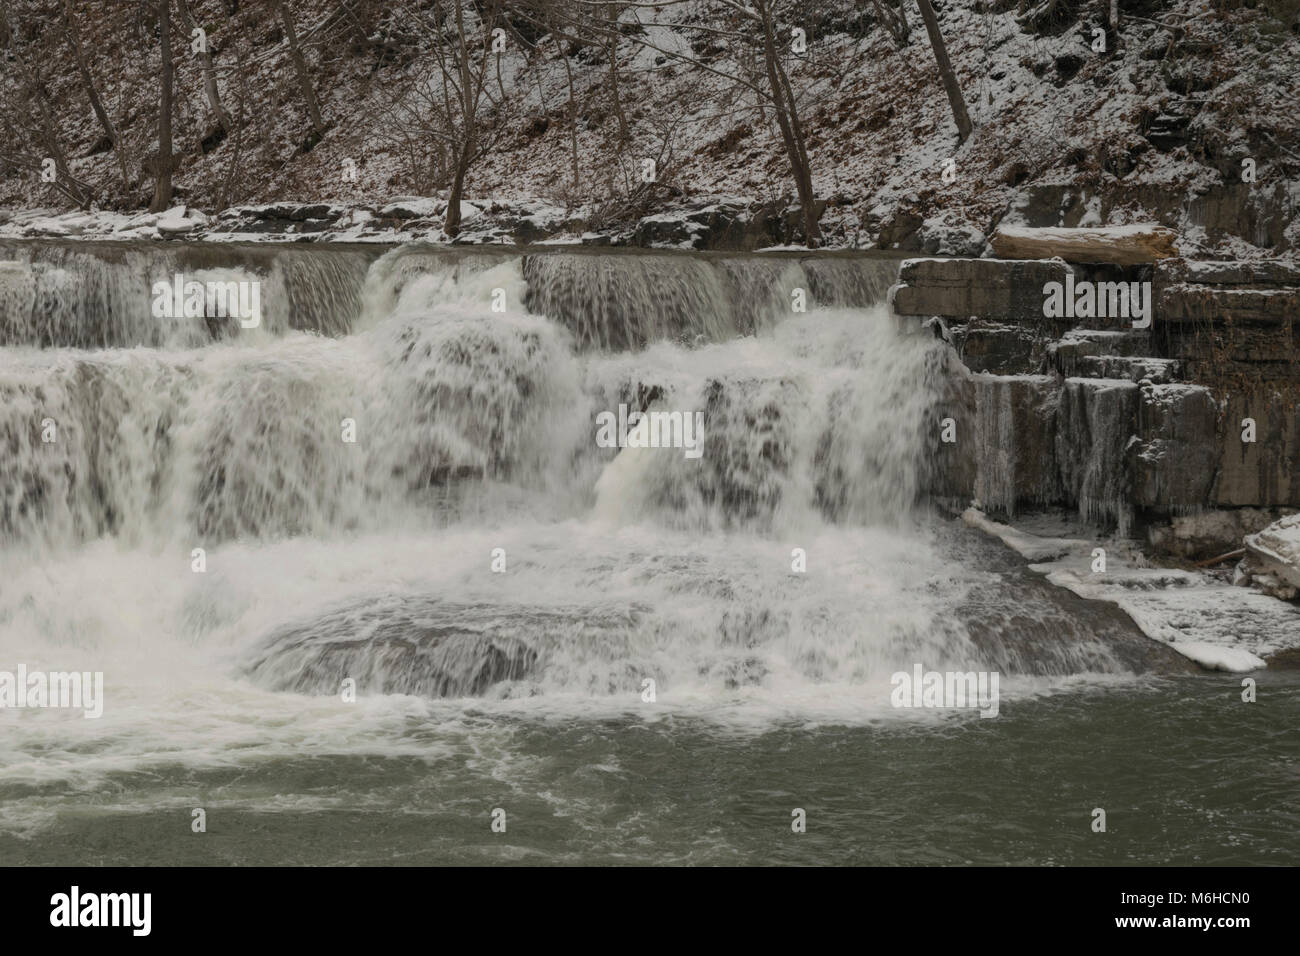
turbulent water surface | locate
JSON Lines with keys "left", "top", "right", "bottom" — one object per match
{"left": 0, "top": 242, "right": 1295, "bottom": 866}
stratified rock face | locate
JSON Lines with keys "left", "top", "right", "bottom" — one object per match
{"left": 952, "top": 321, "right": 1045, "bottom": 375}
{"left": 1157, "top": 258, "right": 1300, "bottom": 387}
{"left": 906, "top": 254, "right": 1300, "bottom": 517}
{"left": 961, "top": 378, "right": 1236, "bottom": 524}
{"left": 926, "top": 349, "right": 978, "bottom": 504}
{"left": 892, "top": 257, "right": 1073, "bottom": 326}
{"left": 1216, "top": 394, "right": 1300, "bottom": 508}
{"left": 1131, "top": 384, "right": 1220, "bottom": 511}
{"left": 972, "top": 375, "right": 1062, "bottom": 517}
{"left": 1243, "top": 514, "right": 1300, "bottom": 599}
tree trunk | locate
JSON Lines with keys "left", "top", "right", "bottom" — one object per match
{"left": 63, "top": 0, "right": 121, "bottom": 152}
{"left": 216, "top": 46, "right": 250, "bottom": 209}
{"left": 916, "top": 0, "right": 972, "bottom": 144}
{"left": 871, "top": 0, "right": 911, "bottom": 48}
{"left": 757, "top": 1, "right": 820, "bottom": 245}
{"left": 35, "top": 87, "right": 87, "bottom": 207}
{"left": 442, "top": 0, "right": 482, "bottom": 238}
{"left": 444, "top": 147, "right": 470, "bottom": 237}
{"left": 271, "top": 0, "right": 325, "bottom": 135}
{"left": 607, "top": 5, "right": 629, "bottom": 145}
{"left": 64, "top": 0, "right": 131, "bottom": 191}
{"left": 149, "top": 0, "right": 174, "bottom": 212}
{"left": 553, "top": 31, "right": 579, "bottom": 195}
{"left": 896, "top": 0, "right": 912, "bottom": 39}
{"left": 176, "top": 0, "right": 231, "bottom": 131}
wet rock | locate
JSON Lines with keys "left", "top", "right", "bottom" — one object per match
{"left": 952, "top": 321, "right": 1044, "bottom": 374}
{"left": 632, "top": 213, "right": 706, "bottom": 248}
{"left": 892, "top": 257, "right": 1074, "bottom": 326}
{"left": 1131, "top": 384, "right": 1219, "bottom": 511}
{"left": 926, "top": 349, "right": 977, "bottom": 505}
{"left": 1148, "top": 508, "right": 1292, "bottom": 560}
{"left": 242, "top": 594, "right": 642, "bottom": 698}
{"left": 1216, "top": 393, "right": 1300, "bottom": 507}
{"left": 377, "top": 198, "right": 440, "bottom": 220}
{"left": 1158, "top": 259, "right": 1300, "bottom": 286}
{"left": 1186, "top": 183, "right": 1295, "bottom": 252}
{"left": 1056, "top": 378, "right": 1139, "bottom": 531}
{"left": 972, "top": 374, "right": 1063, "bottom": 517}
{"left": 1076, "top": 354, "right": 1180, "bottom": 383}
{"left": 1160, "top": 283, "right": 1300, "bottom": 324}
{"left": 1145, "top": 111, "right": 1192, "bottom": 152}
{"left": 1046, "top": 330, "right": 1153, "bottom": 374}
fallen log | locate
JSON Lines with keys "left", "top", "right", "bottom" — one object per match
{"left": 1192, "top": 548, "right": 1245, "bottom": 568}
{"left": 990, "top": 224, "right": 1178, "bottom": 265}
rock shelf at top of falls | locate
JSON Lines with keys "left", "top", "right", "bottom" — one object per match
{"left": 0, "top": 240, "right": 901, "bottom": 351}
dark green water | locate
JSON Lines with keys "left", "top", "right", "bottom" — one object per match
{"left": 5, "top": 673, "right": 1296, "bottom": 866}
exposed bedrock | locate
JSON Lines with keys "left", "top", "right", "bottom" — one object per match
{"left": 900, "top": 254, "right": 1300, "bottom": 546}
{"left": 242, "top": 595, "right": 648, "bottom": 698}
{"left": 1007, "top": 183, "right": 1298, "bottom": 257}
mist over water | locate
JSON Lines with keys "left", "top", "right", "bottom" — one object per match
{"left": 1, "top": 242, "right": 1289, "bottom": 864}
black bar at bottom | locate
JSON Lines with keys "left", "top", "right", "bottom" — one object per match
{"left": 2, "top": 866, "right": 1281, "bottom": 942}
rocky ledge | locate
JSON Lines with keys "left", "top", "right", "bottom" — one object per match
{"left": 896, "top": 237, "right": 1300, "bottom": 583}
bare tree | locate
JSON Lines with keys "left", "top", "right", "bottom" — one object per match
{"left": 149, "top": 0, "right": 175, "bottom": 212}
{"left": 62, "top": 0, "right": 124, "bottom": 159}
{"left": 216, "top": 45, "right": 253, "bottom": 209}
{"left": 915, "top": 0, "right": 972, "bottom": 144}
{"left": 550, "top": 23, "right": 581, "bottom": 196}
{"left": 270, "top": 0, "right": 326, "bottom": 137}
{"left": 545, "top": 0, "right": 825, "bottom": 246}
{"left": 603, "top": 1, "right": 630, "bottom": 146}
{"left": 380, "top": 0, "right": 504, "bottom": 237}
{"left": 0, "top": 1, "right": 92, "bottom": 207}
{"left": 176, "top": 0, "right": 232, "bottom": 132}
{"left": 441, "top": 0, "right": 490, "bottom": 235}
{"left": 753, "top": 0, "right": 819, "bottom": 243}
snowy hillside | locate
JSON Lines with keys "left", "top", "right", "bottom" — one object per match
{"left": 1, "top": 0, "right": 1297, "bottom": 253}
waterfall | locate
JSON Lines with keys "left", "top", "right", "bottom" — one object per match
{"left": 0, "top": 240, "right": 1163, "bottom": 727}
{"left": 0, "top": 240, "right": 372, "bottom": 347}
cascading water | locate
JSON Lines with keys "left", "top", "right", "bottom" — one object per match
{"left": 6, "top": 239, "right": 1250, "bottom": 867}
{"left": 0, "top": 240, "right": 372, "bottom": 347}
{"left": 0, "top": 241, "right": 1175, "bottom": 693}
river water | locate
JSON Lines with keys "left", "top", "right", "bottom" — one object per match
{"left": 0, "top": 242, "right": 1295, "bottom": 865}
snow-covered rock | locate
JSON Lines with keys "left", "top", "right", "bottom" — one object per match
{"left": 1148, "top": 508, "right": 1289, "bottom": 560}
{"left": 964, "top": 508, "right": 1299, "bottom": 671}
{"left": 379, "top": 197, "right": 442, "bottom": 220}
{"left": 990, "top": 224, "right": 1178, "bottom": 264}
{"left": 1243, "top": 513, "right": 1300, "bottom": 599}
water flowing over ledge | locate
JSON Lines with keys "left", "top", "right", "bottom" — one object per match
{"left": 0, "top": 239, "right": 1203, "bottom": 725}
